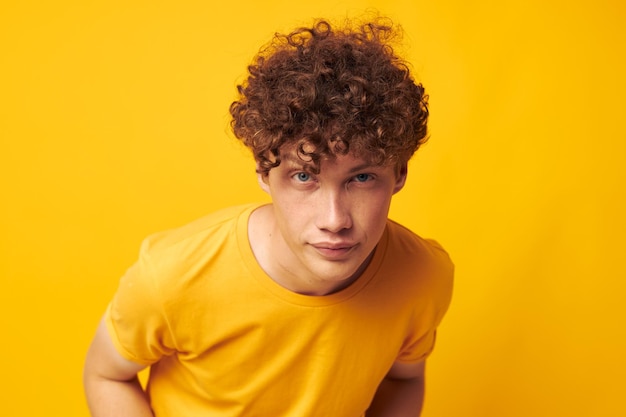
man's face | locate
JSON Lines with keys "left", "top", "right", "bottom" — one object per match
{"left": 258, "top": 147, "right": 407, "bottom": 295}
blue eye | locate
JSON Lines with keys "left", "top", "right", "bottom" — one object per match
{"left": 295, "top": 172, "right": 310, "bottom": 182}
{"left": 354, "top": 173, "right": 371, "bottom": 182}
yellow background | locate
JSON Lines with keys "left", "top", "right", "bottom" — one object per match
{"left": 1, "top": 0, "right": 625, "bottom": 415}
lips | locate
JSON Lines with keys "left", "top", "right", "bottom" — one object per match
{"left": 309, "top": 242, "right": 357, "bottom": 259}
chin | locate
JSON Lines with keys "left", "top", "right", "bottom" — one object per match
{"left": 314, "top": 264, "right": 363, "bottom": 283}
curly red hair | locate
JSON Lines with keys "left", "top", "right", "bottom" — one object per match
{"left": 229, "top": 17, "right": 429, "bottom": 175}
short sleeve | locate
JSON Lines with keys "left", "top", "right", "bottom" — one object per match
{"left": 396, "top": 328, "right": 438, "bottom": 363}
{"left": 396, "top": 239, "right": 454, "bottom": 363}
{"left": 104, "top": 239, "right": 178, "bottom": 366}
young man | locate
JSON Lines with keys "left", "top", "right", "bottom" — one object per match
{"left": 83, "top": 17, "right": 453, "bottom": 417}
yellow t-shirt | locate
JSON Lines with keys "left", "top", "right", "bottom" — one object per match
{"left": 105, "top": 203, "right": 453, "bottom": 416}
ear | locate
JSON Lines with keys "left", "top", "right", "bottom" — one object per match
{"left": 393, "top": 164, "right": 408, "bottom": 194}
{"left": 257, "top": 169, "right": 270, "bottom": 194}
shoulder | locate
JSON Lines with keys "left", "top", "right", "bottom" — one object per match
{"left": 127, "top": 203, "right": 259, "bottom": 290}
{"left": 381, "top": 220, "right": 454, "bottom": 300}
{"left": 140, "top": 203, "right": 258, "bottom": 259}
{"left": 385, "top": 220, "right": 453, "bottom": 269}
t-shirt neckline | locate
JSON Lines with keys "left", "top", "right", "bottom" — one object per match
{"left": 236, "top": 203, "right": 388, "bottom": 307}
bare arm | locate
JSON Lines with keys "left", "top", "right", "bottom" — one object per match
{"left": 83, "top": 317, "right": 154, "bottom": 417}
{"left": 366, "top": 360, "right": 426, "bottom": 417}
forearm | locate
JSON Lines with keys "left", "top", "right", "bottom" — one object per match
{"left": 366, "top": 376, "right": 425, "bottom": 417}
{"left": 84, "top": 374, "right": 154, "bottom": 417}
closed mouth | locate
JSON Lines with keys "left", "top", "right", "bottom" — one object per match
{"left": 310, "top": 242, "right": 357, "bottom": 258}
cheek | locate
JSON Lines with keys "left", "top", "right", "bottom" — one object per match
{"left": 363, "top": 187, "right": 394, "bottom": 210}
{"left": 272, "top": 193, "right": 310, "bottom": 229}
{"left": 355, "top": 194, "right": 393, "bottom": 233}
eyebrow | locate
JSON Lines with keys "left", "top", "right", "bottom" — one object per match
{"left": 346, "top": 163, "right": 378, "bottom": 174}
{"left": 281, "top": 154, "right": 313, "bottom": 168}
{"left": 282, "top": 154, "right": 379, "bottom": 174}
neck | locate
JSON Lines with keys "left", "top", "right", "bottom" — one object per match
{"left": 247, "top": 205, "right": 373, "bottom": 296}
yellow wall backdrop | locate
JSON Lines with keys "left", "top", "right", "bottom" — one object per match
{"left": 1, "top": 0, "right": 624, "bottom": 415}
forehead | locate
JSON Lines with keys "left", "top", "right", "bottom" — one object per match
{"left": 280, "top": 149, "right": 391, "bottom": 176}
{"left": 278, "top": 141, "right": 386, "bottom": 168}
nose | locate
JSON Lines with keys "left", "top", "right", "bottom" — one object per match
{"left": 314, "top": 188, "right": 352, "bottom": 233}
